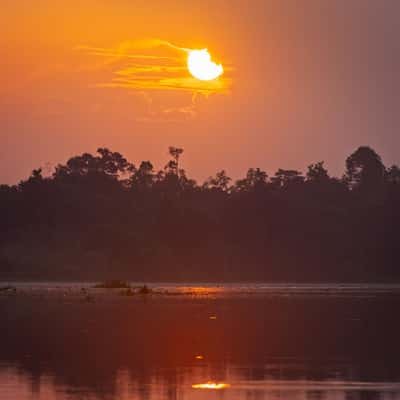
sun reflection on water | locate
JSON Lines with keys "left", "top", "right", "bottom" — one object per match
{"left": 179, "top": 286, "right": 224, "bottom": 296}
{"left": 192, "top": 382, "right": 231, "bottom": 390}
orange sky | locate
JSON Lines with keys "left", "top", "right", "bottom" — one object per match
{"left": 1, "top": 0, "right": 399, "bottom": 183}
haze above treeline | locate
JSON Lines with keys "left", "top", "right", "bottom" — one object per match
{"left": 0, "top": 145, "right": 399, "bottom": 282}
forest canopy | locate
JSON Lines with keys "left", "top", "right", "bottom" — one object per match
{"left": 0, "top": 146, "right": 399, "bottom": 282}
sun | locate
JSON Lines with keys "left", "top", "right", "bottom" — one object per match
{"left": 187, "top": 49, "right": 223, "bottom": 81}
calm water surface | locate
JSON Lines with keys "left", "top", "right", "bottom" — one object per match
{"left": 1, "top": 283, "right": 400, "bottom": 400}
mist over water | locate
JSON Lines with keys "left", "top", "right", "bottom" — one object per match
{"left": 1, "top": 283, "right": 400, "bottom": 400}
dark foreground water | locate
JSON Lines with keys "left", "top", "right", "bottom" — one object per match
{"left": 1, "top": 283, "right": 400, "bottom": 400}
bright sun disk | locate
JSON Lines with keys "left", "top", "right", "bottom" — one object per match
{"left": 187, "top": 49, "right": 223, "bottom": 81}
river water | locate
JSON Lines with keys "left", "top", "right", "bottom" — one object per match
{"left": 1, "top": 283, "right": 400, "bottom": 400}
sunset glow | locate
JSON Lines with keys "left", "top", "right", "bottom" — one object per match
{"left": 1, "top": 0, "right": 399, "bottom": 185}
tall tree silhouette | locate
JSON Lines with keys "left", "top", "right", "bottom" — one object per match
{"left": 234, "top": 168, "right": 268, "bottom": 192}
{"left": 386, "top": 165, "right": 400, "bottom": 185}
{"left": 344, "top": 146, "right": 386, "bottom": 191}
{"left": 165, "top": 147, "right": 184, "bottom": 176}
{"left": 131, "top": 161, "right": 154, "bottom": 191}
{"left": 306, "top": 162, "right": 330, "bottom": 183}
{"left": 203, "top": 170, "right": 231, "bottom": 192}
{"left": 271, "top": 169, "right": 304, "bottom": 188}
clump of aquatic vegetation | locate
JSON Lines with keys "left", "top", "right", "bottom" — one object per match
{"left": 0, "top": 286, "right": 16, "bottom": 294}
{"left": 120, "top": 285, "right": 154, "bottom": 296}
{"left": 93, "top": 280, "right": 130, "bottom": 289}
{"left": 138, "top": 285, "right": 152, "bottom": 295}
{"left": 93, "top": 280, "right": 157, "bottom": 295}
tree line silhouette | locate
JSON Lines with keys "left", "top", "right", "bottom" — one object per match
{"left": 0, "top": 145, "right": 399, "bottom": 281}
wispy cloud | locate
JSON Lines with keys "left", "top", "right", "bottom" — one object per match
{"left": 78, "top": 39, "right": 231, "bottom": 120}
{"left": 135, "top": 92, "right": 200, "bottom": 122}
